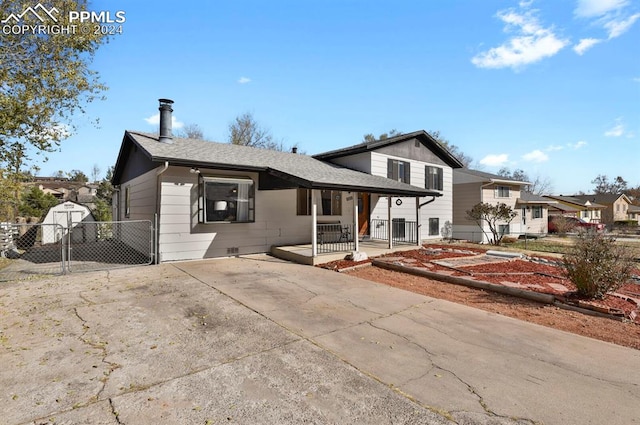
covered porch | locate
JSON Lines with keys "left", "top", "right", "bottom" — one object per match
{"left": 270, "top": 238, "right": 423, "bottom": 266}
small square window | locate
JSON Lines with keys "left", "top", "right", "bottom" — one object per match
{"left": 428, "top": 218, "right": 440, "bottom": 236}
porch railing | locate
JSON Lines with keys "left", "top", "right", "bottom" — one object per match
{"left": 370, "top": 219, "right": 417, "bottom": 245}
{"left": 317, "top": 223, "right": 355, "bottom": 254}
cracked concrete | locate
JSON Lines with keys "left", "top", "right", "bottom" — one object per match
{"left": 1, "top": 256, "right": 639, "bottom": 424}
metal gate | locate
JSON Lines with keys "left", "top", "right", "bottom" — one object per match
{"left": 0, "top": 220, "right": 154, "bottom": 282}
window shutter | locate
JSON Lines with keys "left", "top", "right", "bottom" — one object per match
{"left": 437, "top": 168, "right": 443, "bottom": 190}
{"left": 197, "top": 176, "right": 204, "bottom": 223}
{"left": 387, "top": 159, "right": 393, "bottom": 179}
{"left": 404, "top": 162, "right": 410, "bottom": 184}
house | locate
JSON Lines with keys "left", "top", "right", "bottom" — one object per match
{"left": 25, "top": 179, "right": 98, "bottom": 210}
{"left": 543, "top": 195, "right": 606, "bottom": 223}
{"left": 452, "top": 169, "right": 555, "bottom": 242}
{"left": 570, "top": 193, "right": 632, "bottom": 225}
{"left": 112, "top": 99, "right": 445, "bottom": 263}
{"left": 312, "top": 131, "right": 464, "bottom": 241}
{"left": 628, "top": 204, "right": 640, "bottom": 224}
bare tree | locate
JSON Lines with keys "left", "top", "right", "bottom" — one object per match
{"left": 466, "top": 202, "right": 518, "bottom": 245}
{"left": 228, "top": 112, "right": 286, "bottom": 150}
{"left": 498, "top": 167, "right": 553, "bottom": 196}
{"left": 176, "top": 123, "right": 205, "bottom": 140}
{"left": 429, "top": 130, "right": 473, "bottom": 167}
{"left": 362, "top": 129, "right": 402, "bottom": 143}
{"left": 591, "top": 174, "right": 628, "bottom": 194}
{"left": 91, "top": 164, "right": 101, "bottom": 183}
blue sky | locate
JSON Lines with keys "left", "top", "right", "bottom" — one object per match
{"left": 34, "top": 0, "right": 640, "bottom": 194}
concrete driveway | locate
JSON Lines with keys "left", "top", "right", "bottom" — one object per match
{"left": 1, "top": 255, "right": 638, "bottom": 425}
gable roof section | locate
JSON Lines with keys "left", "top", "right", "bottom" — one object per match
{"left": 517, "top": 192, "right": 557, "bottom": 205}
{"left": 312, "top": 130, "right": 464, "bottom": 169}
{"left": 543, "top": 195, "right": 606, "bottom": 209}
{"left": 454, "top": 168, "right": 531, "bottom": 186}
{"left": 112, "top": 131, "right": 438, "bottom": 197}
{"left": 571, "top": 193, "right": 630, "bottom": 206}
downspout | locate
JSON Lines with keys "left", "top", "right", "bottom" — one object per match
{"left": 155, "top": 161, "right": 169, "bottom": 264}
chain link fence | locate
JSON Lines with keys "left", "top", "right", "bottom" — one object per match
{"left": 0, "top": 220, "right": 153, "bottom": 282}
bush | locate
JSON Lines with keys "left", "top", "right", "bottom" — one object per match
{"left": 562, "top": 233, "right": 635, "bottom": 299}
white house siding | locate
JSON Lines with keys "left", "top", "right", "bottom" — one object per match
{"left": 328, "top": 152, "right": 372, "bottom": 174}
{"left": 521, "top": 206, "right": 548, "bottom": 235}
{"left": 116, "top": 168, "right": 158, "bottom": 256}
{"left": 368, "top": 152, "right": 454, "bottom": 241}
{"left": 157, "top": 166, "right": 354, "bottom": 262}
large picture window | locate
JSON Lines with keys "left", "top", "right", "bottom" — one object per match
{"left": 296, "top": 188, "right": 342, "bottom": 216}
{"left": 387, "top": 159, "right": 410, "bottom": 184}
{"left": 201, "top": 176, "right": 254, "bottom": 223}
{"left": 425, "top": 166, "right": 443, "bottom": 191}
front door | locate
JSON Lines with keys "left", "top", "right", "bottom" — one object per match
{"left": 357, "top": 193, "right": 370, "bottom": 236}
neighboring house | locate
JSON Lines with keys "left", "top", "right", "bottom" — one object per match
{"left": 571, "top": 194, "right": 632, "bottom": 225}
{"left": 312, "top": 131, "right": 464, "bottom": 241}
{"left": 628, "top": 204, "right": 640, "bottom": 224}
{"left": 543, "top": 195, "right": 606, "bottom": 223}
{"left": 452, "top": 169, "right": 554, "bottom": 242}
{"left": 111, "top": 100, "right": 437, "bottom": 263}
{"left": 26, "top": 179, "right": 98, "bottom": 209}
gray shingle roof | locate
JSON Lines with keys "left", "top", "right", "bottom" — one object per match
{"left": 544, "top": 195, "right": 606, "bottom": 209}
{"left": 517, "top": 192, "right": 557, "bottom": 204}
{"left": 454, "top": 168, "right": 531, "bottom": 184}
{"left": 124, "top": 131, "right": 437, "bottom": 196}
{"left": 312, "top": 130, "right": 464, "bottom": 168}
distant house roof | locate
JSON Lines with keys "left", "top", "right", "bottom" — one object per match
{"left": 312, "top": 130, "right": 464, "bottom": 169}
{"left": 112, "top": 131, "right": 439, "bottom": 197}
{"left": 517, "top": 192, "right": 557, "bottom": 205}
{"left": 571, "top": 193, "right": 631, "bottom": 206}
{"left": 543, "top": 195, "right": 607, "bottom": 209}
{"left": 454, "top": 168, "right": 531, "bottom": 186}
{"left": 628, "top": 204, "right": 640, "bottom": 213}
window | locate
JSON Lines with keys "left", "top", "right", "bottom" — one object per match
{"left": 296, "top": 189, "right": 342, "bottom": 216}
{"left": 498, "top": 224, "right": 510, "bottom": 236}
{"left": 200, "top": 176, "right": 254, "bottom": 223}
{"left": 616, "top": 204, "right": 620, "bottom": 212}
{"left": 428, "top": 218, "right": 440, "bottom": 236}
{"left": 387, "top": 159, "right": 410, "bottom": 184}
{"left": 124, "top": 186, "right": 130, "bottom": 218}
{"left": 496, "top": 186, "right": 510, "bottom": 198}
{"left": 425, "top": 166, "right": 443, "bottom": 191}
{"left": 532, "top": 206, "right": 543, "bottom": 219}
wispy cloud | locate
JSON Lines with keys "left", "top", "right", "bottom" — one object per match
{"left": 603, "top": 13, "right": 640, "bottom": 38}
{"left": 237, "top": 77, "right": 252, "bottom": 84}
{"left": 522, "top": 149, "right": 549, "bottom": 162}
{"left": 144, "top": 113, "right": 184, "bottom": 130}
{"left": 546, "top": 144, "right": 565, "bottom": 151}
{"left": 471, "top": 6, "right": 568, "bottom": 70}
{"left": 573, "top": 37, "right": 602, "bottom": 54}
{"left": 479, "top": 154, "right": 510, "bottom": 167}
{"left": 604, "top": 119, "right": 625, "bottom": 137}
{"left": 574, "top": 0, "right": 639, "bottom": 52}
{"left": 574, "top": 0, "right": 629, "bottom": 18}
{"left": 568, "top": 140, "right": 588, "bottom": 149}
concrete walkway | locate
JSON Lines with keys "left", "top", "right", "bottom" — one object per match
{"left": 1, "top": 256, "right": 638, "bottom": 424}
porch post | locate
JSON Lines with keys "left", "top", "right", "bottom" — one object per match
{"left": 415, "top": 196, "right": 421, "bottom": 247}
{"left": 353, "top": 193, "right": 359, "bottom": 252}
{"left": 387, "top": 195, "right": 393, "bottom": 249}
{"left": 311, "top": 189, "right": 317, "bottom": 257}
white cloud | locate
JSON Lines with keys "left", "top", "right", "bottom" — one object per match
{"left": 471, "top": 8, "right": 568, "bottom": 70}
{"left": 479, "top": 154, "right": 510, "bottom": 167}
{"left": 546, "top": 144, "right": 564, "bottom": 151}
{"left": 573, "top": 37, "right": 602, "bottom": 54}
{"left": 603, "top": 13, "right": 640, "bottom": 38}
{"left": 144, "top": 113, "right": 184, "bottom": 130}
{"left": 633, "top": 77, "right": 640, "bottom": 82}
{"left": 574, "top": 0, "right": 629, "bottom": 18}
{"left": 568, "top": 140, "right": 588, "bottom": 149}
{"left": 604, "top": 122, "right": 624, "bottom": 137}
{"left": 522, "top": 149, "right": 549, "bottom": 162}
{"left": 237, "top": 77, "right": 252, "bottom": 84}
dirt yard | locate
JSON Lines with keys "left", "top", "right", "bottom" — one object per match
{"left": 334, "top": 245, "right": 640, "bottom": 351}
{"left": 348, "top": 266, "right": 640, "bottom": 350}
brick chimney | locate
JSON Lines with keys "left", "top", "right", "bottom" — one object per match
{"left": 158, "top": 98, "right": 174, "bottom": 143}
